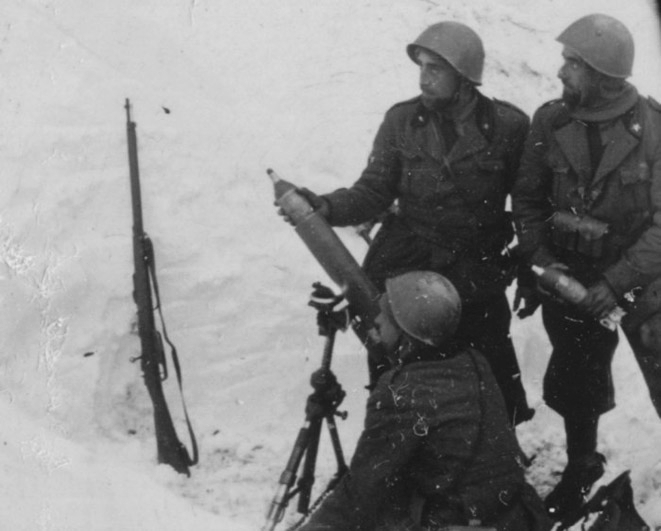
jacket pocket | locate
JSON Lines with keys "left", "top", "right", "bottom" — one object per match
{"left": 550, "top": 211, "right": 610, "bottom": 258}
{"left": 400, "top": 149, "right": 453, "bottom": 200}
{"left": 618, "top": 162, "right": 650, "bottom": 185}
{"left": 616, "top": 162, "right": 651, "bottom": 222}
{"left": 550, "top": 165, "right": 572, "bottom": 204}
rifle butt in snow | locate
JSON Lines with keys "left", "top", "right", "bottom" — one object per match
{"left": 125, "top": 99, "right": 198, "bottom": 476}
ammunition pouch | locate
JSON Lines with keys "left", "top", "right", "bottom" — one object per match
{"left": 550, "top": 211, "right": 610, "bottom": 258}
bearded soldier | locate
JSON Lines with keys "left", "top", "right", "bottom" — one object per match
{"left": 292, "top": 21, "right": 534, "bottom": 426}
{"left": 512, "top": 14, "right": 661, "bottom": 520}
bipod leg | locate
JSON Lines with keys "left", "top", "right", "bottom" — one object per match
{"left": 324, "top": 413, "right": 348, "bottom": 482}
{"left": 261, "top": 416, "right": 320, "bottom": 531}
{"left": 262, "top": 327, "right": 346, "bottom": 531}
{"left": 295, "top": 328, "right": 337, "bottom": 513}
{"left": 296, "top": 414, "right": 323, "bottom": 513}
{"left": 319, "top": 326, "right": 347, "bottom": 478}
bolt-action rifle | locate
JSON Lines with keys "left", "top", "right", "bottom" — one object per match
{"left": 125, "top": 99, "right": 198, "bottom": 476}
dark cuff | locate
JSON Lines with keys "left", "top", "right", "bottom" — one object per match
{"left": 318, "top": 194, "right": 334, "bottom": 222}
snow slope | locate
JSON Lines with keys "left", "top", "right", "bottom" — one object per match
{"left": 0, "top": 0, "right": 660, "bottom": 529}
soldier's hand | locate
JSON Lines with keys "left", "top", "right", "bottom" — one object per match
{"left": 274, "top": 187, "right": 330, "bottom": 225}
{"left": 513, "top": 261, "right": 541, "bottom": 318}
{"left": 275, "top": 202, "right": 294, "bottom": 225}
{"left": 578, "top": 280, "right": 618, "bottom": 319}
{"left": 298, "top": 187, "right": 330, "bottom": 218}
{"left": 513, "top": 285, "right": 541, "bottom": 318}
{"left": 308, "top": 282, "right": 350, "bottom": 335}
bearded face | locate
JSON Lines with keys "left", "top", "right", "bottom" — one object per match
{"left": 415, "top": 49, "right": 461, "bottom": 110}
{"left": 558, "top": 47, "right": 602, "bottom": 108}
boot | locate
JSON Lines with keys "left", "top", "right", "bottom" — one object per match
{"left": 545, "top": 452, "right": 606, "bottom": 521}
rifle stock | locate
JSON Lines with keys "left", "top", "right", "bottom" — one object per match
{"left": 125, "top": 99, "right": 197, "bottom": 476}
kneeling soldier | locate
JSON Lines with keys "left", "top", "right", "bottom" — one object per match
{"left": 300, "top": 271, "right": 551, "bottom": 531}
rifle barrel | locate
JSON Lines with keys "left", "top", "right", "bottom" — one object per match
{"left": 125, "top": 99, "right": 192, "bottom": 476}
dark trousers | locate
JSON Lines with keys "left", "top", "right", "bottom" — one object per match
{"left": 541, "top": 302, "right": 617, "bottom": 418}
{"left": 541, "top": 300, "right": 661, "bottom": 460}
{"left": 623, "top": 318, "right": 661, "bottom": 418}
{"left": 455, "top": 293, "right": 532, "bottom": 425}
{"left": 543, "top": 300, "right": 661, "bottom": 420}
{"left": 620, "top": 276, "right": 661, "bottom": 417}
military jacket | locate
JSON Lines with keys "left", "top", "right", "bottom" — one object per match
{"left": 512, "top": 96, "right": 661, "bottom": 296}
{"left": 298, "top": 351, "right": 550, "bottom": 531}
{"left": 323, "top": 93, "right": 529, "bottom": 254}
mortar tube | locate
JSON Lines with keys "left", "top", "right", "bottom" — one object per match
{"left": 268, "top": 169, "right": 383, "bottom": 353}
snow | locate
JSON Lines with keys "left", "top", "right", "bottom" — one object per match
{"left": 1, "top": 0, "right": 660, "bottom": 529}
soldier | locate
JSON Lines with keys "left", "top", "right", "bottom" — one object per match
{"left": 293, "top": 21, "right": 534, "bottom": 426}
{"left": 299, "top": 271, "right": 551, "bottom": 531}
{"left": 512, "top": 14, "right": 661, "bottom": 520}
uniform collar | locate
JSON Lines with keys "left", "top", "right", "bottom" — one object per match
{"left": 412, "top": 86, "right": 480, "bottom": 126}
{"left": 553, "top": 94, "right": 643, "bottom": 191}
{"left": 410, "top": 90, "right": 492, "bottom": 162}
{"left": 568, "top": 83, "right": 639, "bottom": 123}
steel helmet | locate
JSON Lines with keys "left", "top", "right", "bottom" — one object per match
{"left": 407, "top": 22, "right": 485, "bottom": 85}
{"left": 384, "top": 271, "right": 462, "bottom": 346}
{"left": 557, "top": 14, "right": 634, "bottom": 78}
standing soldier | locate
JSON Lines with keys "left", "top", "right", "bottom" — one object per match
{"left": 293, "top": 21, "right": 534, "bottom": 426}
{"left": 512, "top": 14, "right": 661, "bottom": 520}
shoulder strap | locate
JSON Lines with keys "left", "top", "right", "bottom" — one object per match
{"left": 147, "top": 242, "right": 199, "bottom": 466}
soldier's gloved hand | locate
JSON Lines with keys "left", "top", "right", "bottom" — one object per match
{"left": 578, "top": 279, "right": 618, "bottom": 319}
{"left": 308, "top": 282, "right": 350, "bottom": 336}
{"left": 513, "top": 263, "right": 541, "bottom": 318}
{"left": 513, "top": 285, "right": 541, "bottom": 318}
{"left": 299, "top": 188, "right": 330, "bottom": 217}
{"left": 275, "top": 187, "right": 330, "bottom": 225}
